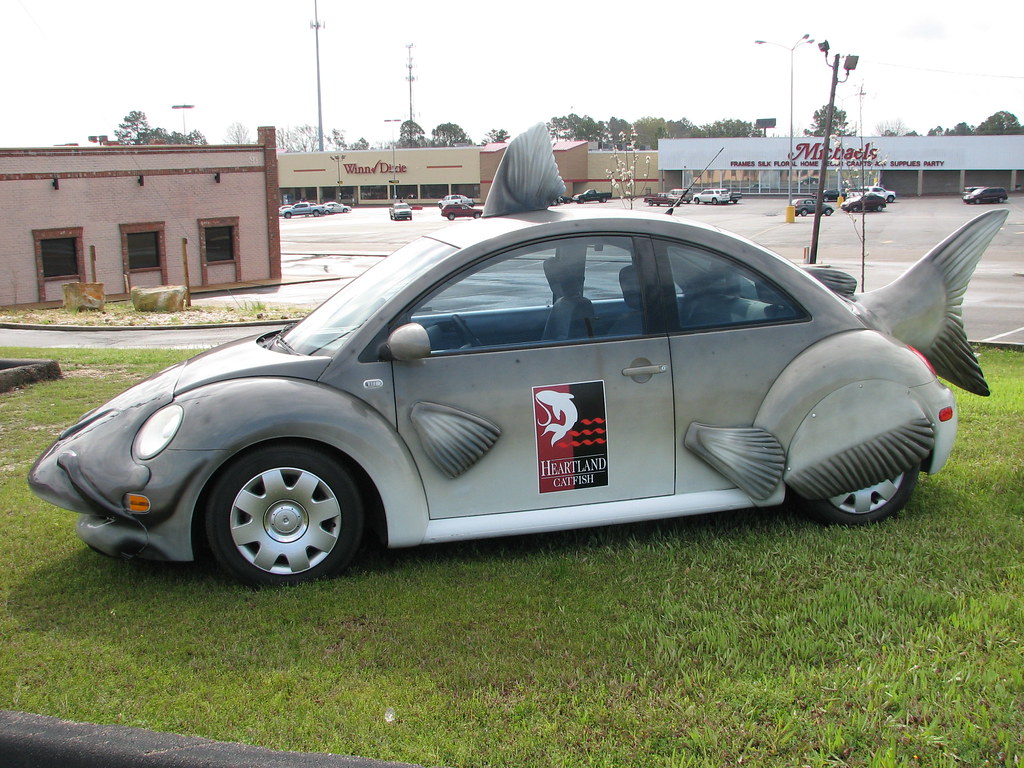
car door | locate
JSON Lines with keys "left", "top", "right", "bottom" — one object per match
{"left": 391, "top": 234, "right": 676, "bottom": 519}
{"left": 652, "top": 237, "right": 824, "bottom": 497}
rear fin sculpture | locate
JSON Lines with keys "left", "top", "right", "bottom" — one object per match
{"left": 483, "top": 123, "right": 566, "bottom": 218}
{"left": 854, "top": 209, "right": 1007, "bottom": 396}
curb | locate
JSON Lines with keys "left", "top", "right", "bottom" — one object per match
{"left": 0, "top": 710, "right": 428, "bottom": 768}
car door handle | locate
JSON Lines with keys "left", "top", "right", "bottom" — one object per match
{"left": 621, "top": 364, "right": 667, "bottom": 377}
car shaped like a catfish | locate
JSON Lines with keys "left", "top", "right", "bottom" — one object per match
{"left": 29, "top": 125, "right": 1006, "bottom": 586}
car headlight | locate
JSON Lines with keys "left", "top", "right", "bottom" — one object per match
{"left": 133, "top": 404, "right": 184, "bottom": 460}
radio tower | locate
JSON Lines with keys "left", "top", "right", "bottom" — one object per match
{"left": 405, "top": 43, "right": 416, "bottom": 125}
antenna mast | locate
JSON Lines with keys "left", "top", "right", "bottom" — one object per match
{"left": 405, "top": 43, "right": 416, "bottom": 125}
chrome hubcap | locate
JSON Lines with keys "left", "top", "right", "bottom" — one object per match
{"left": 229, "top": 466, "right": 341, "bottom": 574}
{"left": 828, "top": 473, "right": 903, "bottom": 515}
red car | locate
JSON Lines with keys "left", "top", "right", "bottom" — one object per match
{"left": 441, "top": 204, "right": 483, "bottom": 220}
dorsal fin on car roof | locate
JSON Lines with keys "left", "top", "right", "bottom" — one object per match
{"left": 483, "top": 124, "right": 566, "bottom": 218}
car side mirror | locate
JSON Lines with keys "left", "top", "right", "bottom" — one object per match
{"left": 383, "top": 323, "right": 432, "bottom": 361}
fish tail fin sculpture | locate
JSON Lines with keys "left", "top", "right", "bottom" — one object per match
{"left": 856, "top": 209, "right": 1008, "bottom": 396}
{"left": 483, "top": 124, "right": 566, "bottom": 218}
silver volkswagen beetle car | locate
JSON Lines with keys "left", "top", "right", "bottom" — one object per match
{"left": 29, "top": 126, "right": 1006, "bottom": 586}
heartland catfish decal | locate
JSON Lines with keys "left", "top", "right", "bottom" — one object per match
{"left": 533, "top": 381, "right": 609, "bottom": 493}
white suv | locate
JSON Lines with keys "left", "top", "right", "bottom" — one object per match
{"left": 438, "top": 194, "right": 475, "bottom": 209}
{"left": 856, "top": 185, "right": 896, "bottom": 203}
{"left": 691, "top": 188, "right": 732, "bottom": 205}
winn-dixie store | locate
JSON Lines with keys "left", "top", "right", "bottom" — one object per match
{"left": 658, "top": 135, "right": 1023, "bottom": 197}
{"left": 277, "top": 141, "right": 659, "bottom": 206}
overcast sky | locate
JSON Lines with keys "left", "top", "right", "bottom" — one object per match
{"left": 4, "top": 0, "right": 1021, "bottom": 149}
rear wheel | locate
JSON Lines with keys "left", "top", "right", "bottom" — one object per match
{"left": 824, "top": 208, "right": 833, "bottom": 216}
{"left": 795, "top": 467, "right": 919, "bottom": 525}
{"left": 447, "top": 213, "right": 456, "bottom": 220}
{"left": 205, "top": 444, "right": 364, "bottom": 586}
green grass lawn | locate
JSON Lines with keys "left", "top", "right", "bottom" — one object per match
{"left": 1, "top": 346, "right": 1021, "bottom": 768}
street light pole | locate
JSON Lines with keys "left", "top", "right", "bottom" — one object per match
{"left": 311, "top": 0, "right": 325, "bottom": 153}
{"left": 330, "top": 153, "right": 345, "bottom": 201}
{"left": 755, "top": 35, "right": 814, "bottom": 223}
{"left": 385, "top": 118, "right": 401, "bottom": 199}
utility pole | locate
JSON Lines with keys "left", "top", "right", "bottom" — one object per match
{"left": 405, "top": 43, "right": 416, "bottom": 125}
{"left": 808, "top": 43, "right": 858, "bottom": 264}
{"left": 311, "top": 0, "right": 325, "bottom": 152}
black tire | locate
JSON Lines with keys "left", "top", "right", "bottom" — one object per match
{"left": 447, "top": 213, "right": 456, "bottom": 220}
{"left": 473, "top": 211, "right": 482, "bottom": 218}
{"left": 283, "top": 212, "right": 293, "bottom": 219}
{"left": 711, "top": 198, "right": 719, "bottom": 205}
{"left": 795, "top": 467, "right": 919, "bottom": 525}
{"left": 824, "top": 208, "right": 833, "bottom": 216}
{"left": 205, "top": 444, "right": 364, "bottom": 586}
{"left": 693, "top": 198, "right": 701, "bottom": 204}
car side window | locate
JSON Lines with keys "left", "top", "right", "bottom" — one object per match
{"left": 406, "top": 236, "right": 647, "bottom": 353}
{"left": 655, "top": 240, "right": 806, "bottom": 332}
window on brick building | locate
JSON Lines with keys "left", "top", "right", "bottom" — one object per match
{"left": 126, "top": 231, "right": 161, "bottom": 270}
{"left": 204, "top": 225, "right": 235, "bottom": 263}
{"left": 40, "top": 237, "right": 79, "bottom": 278}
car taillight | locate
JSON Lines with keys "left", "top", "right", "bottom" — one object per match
{"left": 939, "top": 406, "right": 954, "bottom": 423}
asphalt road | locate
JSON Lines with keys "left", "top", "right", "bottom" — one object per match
{"left": 2, "top": 196, "right": 1021, "bottom": 348}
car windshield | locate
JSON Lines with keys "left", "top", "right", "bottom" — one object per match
{"left": 279, "top": 237, "right": 457, "bottom": 356}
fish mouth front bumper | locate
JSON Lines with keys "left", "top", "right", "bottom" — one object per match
{"left": 29, "top": 448, "right": 153, "bottom": 558}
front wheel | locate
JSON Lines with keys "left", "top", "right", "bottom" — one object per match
{"left": 794, "top": 467, "right": 919, "bottom": 525}
{"left": 205, "top": 444, "right": 364, "bottom": 586}
{"left": 824, "top": 208, "right": 833, "bottom": 216}
{"left": 447, "top": 213, "right": 456, "bottom": 220}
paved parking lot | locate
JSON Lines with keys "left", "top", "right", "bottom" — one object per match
{"left": 265, "top": 196, "right": 1023, "bottom": 345}
{"left": 3, "top": 196, "right": 1020, "bottom": 349}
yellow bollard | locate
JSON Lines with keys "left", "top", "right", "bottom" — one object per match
{"left": 785, "top": 204, "right": 796, "bottom": 223}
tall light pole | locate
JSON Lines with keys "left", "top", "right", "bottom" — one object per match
{"left": 311, "top": 0, "right": 325, "bottom": 152}
{"left": 171, "top": 104, "right": 194, "bottom": 138}
{"left": 755, "top": 34, "right": 814, "bottom": 223}
{"left": 385, "top": 119, "right": 402, "bottom": 199}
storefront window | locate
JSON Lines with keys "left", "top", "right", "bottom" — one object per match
{"left": 420, "top": 184, "right": 448, "bottom": 200}
{"left": 360, "top": 185, "right": 388, "bottom": 200}
{"left": 452, "top": 184, "right": 480, "bottom": 199}
{"left": 393, "top": 184, "right": 418, "bottom": 199}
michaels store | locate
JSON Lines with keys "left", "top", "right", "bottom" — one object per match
{"left": 657, "top": 135, "right": 1023, "bottom": 198}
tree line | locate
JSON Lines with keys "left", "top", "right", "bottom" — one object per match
{"left": 113, "top": 108, "right": 1021, "bottom": 152}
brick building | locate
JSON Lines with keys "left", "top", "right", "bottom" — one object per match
{"left": 0, "top": 127, "right": 281, "bottom": 308}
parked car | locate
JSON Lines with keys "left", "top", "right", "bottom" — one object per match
{"left": 823, "top": 190, "right": 841, "bottom": 202}
{"left": 841, "top": 193, "right": 887, "bottom": 212}
{"left": 791, "top": 199, "right": 834, "bottom": 216}
{"left": 28, "top": 123, "right": 1005, "bottom": 587}
{"left": 323, "top": 202, "right": 352, "bottom": 214}
{"left": 281, "top": 202, "right": 327, "bottom": 218}
{"left": 438, "top": 194, "right": 475, "bottom": 209}
{"left": 963, "top": 187, "right": 1008, "bottom": 204}
{"left": 691, "top": 188, "right": 736, "bottom": 205}
{"left": 389, "top": 202, "right": 413, "bottom": 220}
{"left": 441, "top": 204, "right": 483, "bottom": 220}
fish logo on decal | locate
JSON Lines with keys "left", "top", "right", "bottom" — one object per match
{"left": 535, "top": 389, "right": 578, "bottom": 446}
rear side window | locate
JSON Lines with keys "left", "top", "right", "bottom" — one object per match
{"left": 655, "top": 240, "right": 806, "bottom": 332}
